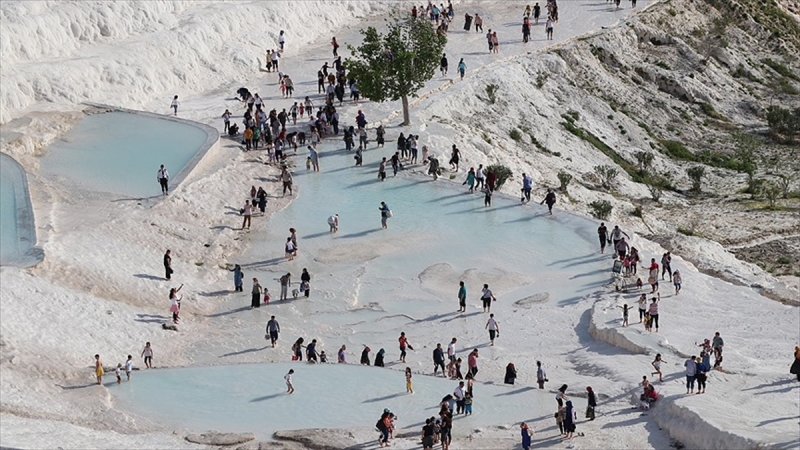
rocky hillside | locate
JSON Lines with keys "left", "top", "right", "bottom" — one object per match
{"left": 420, "top": 0, "right": 799, "bottom": 301}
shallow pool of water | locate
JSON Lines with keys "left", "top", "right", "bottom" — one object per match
{"left": 114, "top": 363, "right": 575, "bottom": 440}
{"left": 41, "top": 111, "right": 212, "bottom": 198}
{"left": 0, "top": 153, "right": 40, "bottom": 266}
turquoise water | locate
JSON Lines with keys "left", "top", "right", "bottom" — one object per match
{"left": 0, "top": 153, "right": 39, "bottom": 266}
{"left": 114, "top": 363, "right": 580, "bottom": 440}
{"left": 41, "top": 112, "right": 210, "bottom": 198}
{"left": 243, "top": 137, "right": 610, "bottom": 317}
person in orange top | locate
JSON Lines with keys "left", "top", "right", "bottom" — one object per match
{"left": 398, "top": 332, "right": 413, "bottom": 363}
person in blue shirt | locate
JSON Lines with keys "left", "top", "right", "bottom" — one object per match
{"left": 521, "top": 173, "right": 533, "bottom": 203}
{"left": 379, "top": 202, "right": 391, "bottom": 229}
{"left": 457, "top": 59, "right": 466, "bottom": 80}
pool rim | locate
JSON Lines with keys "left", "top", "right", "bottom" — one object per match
{"left": 80, "top": 102, "right": 220, "bottom": 202}
{"left": 0, "top": 152, "right": 43, "bottom": 267}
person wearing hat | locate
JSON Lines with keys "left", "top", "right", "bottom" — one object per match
{"left": 251, "top": 278, "right": 262, "bottom": 308}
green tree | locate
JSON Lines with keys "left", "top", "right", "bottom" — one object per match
{"left": 732, "top": 132, "right": 760, "bottom": 197}
{"left": 346, "top": 17, "right": 447, "bottom": 126}
{"left": 686, "top": 166, "right": 705, "bottom": 193}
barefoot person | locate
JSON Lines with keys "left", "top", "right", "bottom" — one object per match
{"left": 94, "top": 354, "right": 104, "bottom": 385}
{"left": 141, "top": 342, "right": 154, "bottom": 369}
{"left": 266, "top": 315, "right": 280, "bottom": 347}
{"left": 457, "top": 281, "right": 467, "bottom": 312}
{"left": 251, "top": 278, "right": 262, "bottom": 309}
{"left": 285, "top": 369, "right": 295, "bottom": 394}
{"left": 485, "top": 313, "right": 499, "bottom": 346}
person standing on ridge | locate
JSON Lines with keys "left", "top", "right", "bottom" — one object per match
{"left": 457, "top": 281, "right": 467, "bottom": 312}
{"left": 170, "top": 95, "right": 180, "bottom": 116}
{"left": 163, "top": 249, "right": 173, "bottom": 280}
{"left": 278, "top": 30, "right": 286, "bottom": 51}
{"left": 266, "top": 315, "right": 280, "bottom": 347}
{"left": 157, "top": 164, "right": 169, "bottom": 195}
{"left": 480, "top": 283, "right": 495, "bottom": 313}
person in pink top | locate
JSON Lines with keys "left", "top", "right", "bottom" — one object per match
{"left": 467, "top": 349, "right": 479, "bottom": 378}
{"left": 648, "top": 295, "right": 660, "bottom": 332}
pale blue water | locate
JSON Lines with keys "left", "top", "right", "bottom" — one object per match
{"left": 243, "top": 139, "right": 609, "bottom": 318}
{"left": 0, "top": 153, "right": 39, "bottom": 266}
{"left": 41, "top": 112, "right": 210, "bottom": 198}
{"left": 113, "top": 132, "right": 608, "bottom": 437}
{"left": 114, "top": 363, "right": 581, "bottom": 440}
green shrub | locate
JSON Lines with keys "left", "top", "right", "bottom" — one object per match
{"left": 762, "top": 58, "right": 799, "bottom": 81}
{"left": 594, "top": 165, "right": 619, "bottom": 190}
{"left": 557, "top": 171, "right": 573, "bottom": 193}
{"left": 509, "top": 128, "right": 523, "bottom": 142}
{"left": 536, "top": 72, "right": 549, "bottom": 89}
{"left": 677, "top": 227, "right": 694, "bottom": 236}
{"left": 485, "top": 164, "right": 513, "bottom": 189}
{"left": 485, "top": 84, "right": 499, "bottom": 104}
{"left": 659, "top": 140, "right": 694, "bottom": 161}
{"left": 632, "top": 205, "right": 643, "bottom": 218}
{"left": 589, "top": 200, "right": 613, "bottom": 220}
{"left": 687, "top": 166, "right": 705, "bottom": 193}
{"left": 766, "top": 106, "right": 800, "bottom": 141}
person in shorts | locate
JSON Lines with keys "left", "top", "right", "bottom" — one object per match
{"left": 480, "top": 284, "right": 495, "bottom": 312}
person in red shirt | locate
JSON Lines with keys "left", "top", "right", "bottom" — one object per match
{"left": 399, "top": 332, "right": 413, "bottom": 363}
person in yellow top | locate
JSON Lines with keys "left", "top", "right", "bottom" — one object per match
{"left": 405, "top": 367, "right": 413, "bottom": 394}
{"left": 95, "top": 354, "right": 104, "bottom": 385}
{"left": 243, "top": 127, "right": 254, "bottom": 151}
{"left": 791, "top": 346, "right": 800, "bottom": 381}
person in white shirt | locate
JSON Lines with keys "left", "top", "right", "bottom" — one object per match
{"left": 242, "top": 200, "right": 252, "bottom": 230}
{"left": 278, "top": 30, "right": 286, "bottom": 51}
{"left": 327, "top": 214, "right": 339, "bottom": 233}
{"left": 453, "top": 381, "right": 466, "bottom": 414}
{"left": 271, "top": 50, "right": 281, "bottom": 72}
{"left": 157, "top": 165, "right": 169, "bottom": 195}
{"left": 285, "top": 369, "right": 294, "bottom": 394}
{"left": 447, "top": 338, "right": 457, "bottom": 363}
{"left": 125, "top": 355, "right": 133, "bottom": 381}
{"left": 170, "top": 95, "right": 180, "bottom": 115}
{"left": 485, "top": 314, "right": 500, "bottom": 345}
{"left": 480, "top": 284, "right": 495, "bottom": 312}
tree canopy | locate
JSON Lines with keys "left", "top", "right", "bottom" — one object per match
{"left": 346, "top": 16, "right": 447, "bottom": 125}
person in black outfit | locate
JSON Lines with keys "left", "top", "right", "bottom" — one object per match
{"left": 301, "top": 268, "right": 311, "bottom": 297}
{"left": 540, "top": 188, "right": 557, "bottom": 215}
{"left": 163, "top": 250, "right": 173, "bottom": 280}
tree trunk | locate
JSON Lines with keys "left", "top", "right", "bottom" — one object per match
{"left": 401, "top": 95, "right": 410, "bottom": 126}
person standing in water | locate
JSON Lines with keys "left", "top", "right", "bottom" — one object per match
{"left": 457, "top": 281, "right": 467, "bottom": 312}
{"left": 163, "top": 249, "right": 173, "bottom": 280}
{"left": 285, "top": 369, "right": 294, "bottom": 394}
{"left": 328, "top": 214, "right": 339, "bottom": 233}
{"left": 540, "top": 188, "right": 556, "bottom": 214}
{"left": 94, "top": 354, "right": 104, "bottom": 385}
{"left": 379, "top": 202, "right": 391, "bottom": 229}
{"left": 157, "top": 164, "right": 169, "bottom": 195}
{"left": 170, "top": 95, "right": 180, "bottom": 115}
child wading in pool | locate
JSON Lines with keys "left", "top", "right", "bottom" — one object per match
{"left": 285, "top": 369, "right": 295, "bottom": 394}
{"left": 125, "top": 355, "right": 133, "bottom": 381}
{"left": 406, "top": 367, "right": 413, "bottom": 393}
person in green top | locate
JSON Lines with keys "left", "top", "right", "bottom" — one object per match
{"left": 457, "top": 281, "right": 467, "bottom": 312}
